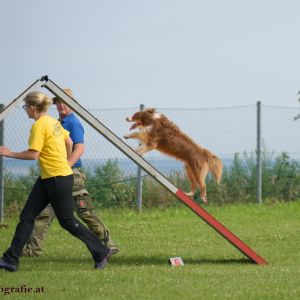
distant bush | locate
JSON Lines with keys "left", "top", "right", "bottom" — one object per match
{"left": 85, "top": 159, "right": 135, "bottom": 208}
{"left": 265, "top": 152, "right": 300, "bottom": 201}
{"left": 3, "top": 166, "right": 38, "bottom": 215}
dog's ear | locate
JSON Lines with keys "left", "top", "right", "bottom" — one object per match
{"left": 148, "top": 108, "right": 157, "bottom": 113}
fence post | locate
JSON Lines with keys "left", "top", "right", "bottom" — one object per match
{"left": 256, "top": 101, "right": 262, "bottom": 204}
{"left": 136, "top": 104, "right": 144, "bottom": 212}
{"left": 0, "top": 104, "right": 4, "bottom": 224}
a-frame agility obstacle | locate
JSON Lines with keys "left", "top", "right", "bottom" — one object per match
{"left": 0, "top": 76, "right": 267, "bottom": 265}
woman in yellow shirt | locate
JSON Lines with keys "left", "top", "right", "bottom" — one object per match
{"left": 0, "top": 91, "right": 111, "bottom": 272}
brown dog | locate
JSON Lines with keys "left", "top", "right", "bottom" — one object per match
{"left": 124, "top": 108, "right": 223, "bottom": 203}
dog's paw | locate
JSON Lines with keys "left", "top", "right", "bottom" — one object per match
{"left": 201, "top": 196, "right": 208, "bottom": 204}
{"left": 185, "top": 191, "right": 195, "bottom": 198}
{"left": 123, "top": 135, "right": 130, "bottom": 139}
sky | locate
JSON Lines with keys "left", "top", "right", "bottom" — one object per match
{"left": 1, "top": 0, "right": 300, "bottom": 109}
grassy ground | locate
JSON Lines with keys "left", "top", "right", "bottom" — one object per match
{"left": 1, "top": 201, "right": 300, "bottom": 299}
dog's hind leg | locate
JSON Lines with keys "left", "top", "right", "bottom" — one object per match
{"left": 191, "top": 163, "right": 209, "bottom": 203}
{"left": 198, "top": 165, "right": 209, "bottom": 203}
{"left": 184, "top": 164, "right": 197, "bottom": 197}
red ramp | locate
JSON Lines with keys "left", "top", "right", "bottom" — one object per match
{"left": 176, "top": 190, "right": 267, "bottom": 265}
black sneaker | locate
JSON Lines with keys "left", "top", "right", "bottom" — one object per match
{"left": 0, "top": 257, "right": 18, "bottom": 272}
{"left": 94, "top": 249, "right": 112, "bottom": 270}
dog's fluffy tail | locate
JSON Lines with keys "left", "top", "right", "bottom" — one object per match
{"left": 208, "top": 155, "right": 223, "bottom": 184}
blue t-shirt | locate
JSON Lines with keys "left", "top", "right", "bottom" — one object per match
{"left": 61, "top": 112, "right": 84, "bottom": 168}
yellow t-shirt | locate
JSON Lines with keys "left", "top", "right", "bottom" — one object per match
{"left": 28, "top": 115, "right": 73, "bottom": 179}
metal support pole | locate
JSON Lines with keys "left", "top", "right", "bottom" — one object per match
{"left": 0, "top": 80, "right": 42, "bottom": 122}
{"left": 256, "top": 101, "right": 262, "bottom": 204}
{"left": 0, "top": 104, "right": 4, "bottom": 224}
{"left": 136, "top": 104, "right": 144, "bottom": 212}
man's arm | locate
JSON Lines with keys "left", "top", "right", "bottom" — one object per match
{"left": 65, "top": 137, "right": 73, "bottom": 160}
{"left": 68, "top": 143, "right": 84, "bottom": 167}
{"left": 0, "top": 147, "right": 39, "bottom": 160}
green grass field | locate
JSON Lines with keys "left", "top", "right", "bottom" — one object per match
{"left": 1, "top": 201, "right": 300, "bottom": 299}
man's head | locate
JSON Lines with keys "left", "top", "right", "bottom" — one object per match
{"left": 53, "top": 88, "right": 74, "bottom": 118}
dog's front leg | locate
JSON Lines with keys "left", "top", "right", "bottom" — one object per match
{"left": 123, "top": 132, "right": 140, "bottom": 140}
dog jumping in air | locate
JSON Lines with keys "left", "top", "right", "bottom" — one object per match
{"left": 124, "top": 108, "right": 223, "bottom": 203}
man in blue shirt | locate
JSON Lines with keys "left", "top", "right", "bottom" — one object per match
{"left": 22, "top": 88, "right": 119, "bottom": 256}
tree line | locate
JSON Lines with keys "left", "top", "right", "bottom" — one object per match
{"left": 3, "top": 151, "right": 300, "bottom": 214}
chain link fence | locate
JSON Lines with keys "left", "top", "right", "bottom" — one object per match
{"left": 1, "top": 102, "right": 300, "bottom": 215}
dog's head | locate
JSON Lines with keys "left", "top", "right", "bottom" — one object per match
{"left": 126, "top": 108, "right": 162, "bottom": 130}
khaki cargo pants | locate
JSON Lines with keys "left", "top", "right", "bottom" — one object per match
{"left": 22, "top": 168, "right": 118, "bottom": 257}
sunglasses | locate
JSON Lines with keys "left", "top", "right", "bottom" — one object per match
{"left": 22, "top": 104, "right": 31, "bottom": 110}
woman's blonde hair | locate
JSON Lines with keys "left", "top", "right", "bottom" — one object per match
{"left": 24, "top": 91, "right": 52, "bottom": 113}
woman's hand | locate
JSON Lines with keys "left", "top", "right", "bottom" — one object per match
{"left": 0, "top": 147, "right": 39, "bottom": 160}
{"left": 0, "top": 146, "right": 12, "bottom": 157}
